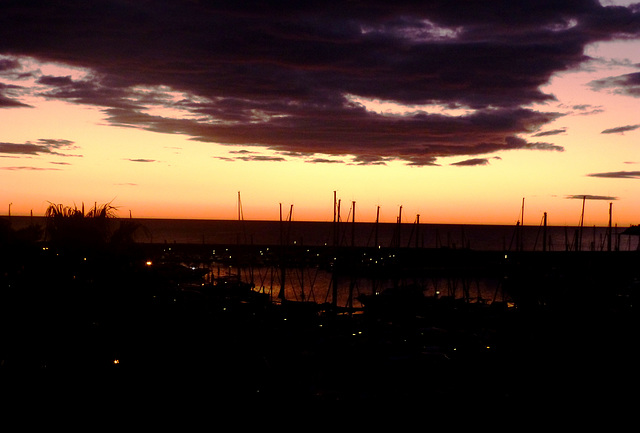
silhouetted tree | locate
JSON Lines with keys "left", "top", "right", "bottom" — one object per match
{"left": 44, "top": 202, "right": 117, "bottom": 250}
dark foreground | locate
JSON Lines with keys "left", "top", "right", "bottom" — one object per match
{"left": 1, "top": 238, "right": 639, "bottom": 416}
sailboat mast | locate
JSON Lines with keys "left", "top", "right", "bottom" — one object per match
{"left": 579, "top": 195, "right": 586, "bottom": 252}
{"left": 375, "top": 206, "right": 380, "bottom": 248}
{"left": 543, "top": 212, "right": 548, "bottom": 252}
{"left": 278, "top": 203, "right": 286, "bottom": 301}
{"left": 332, "top": 198, "right": 341, "bottom": 309}
{"left": 608, "top": 202, "right": 613, "bottom": 252}
{"left": 520, "top": 197, "right": 525, "bottom": 251}
{"left": 396, "top": 205, "right": 402, "bottom": 248}
{"left": 351, "top": 201, "right": 356, "bottom": 248}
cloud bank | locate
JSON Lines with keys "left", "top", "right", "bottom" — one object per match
{"left": 0, "top": 139, "right": 80, "bottom": 157}
{"left": 1, "top": 1, "right": 640, "bottom": 165}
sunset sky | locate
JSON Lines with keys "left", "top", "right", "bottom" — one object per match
{"left": 1, "top": 1, "right": 640, "bottom": 226}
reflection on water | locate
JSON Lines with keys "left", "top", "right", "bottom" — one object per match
{"left": 206, "top": 262, "right": 507, "bottom": 309}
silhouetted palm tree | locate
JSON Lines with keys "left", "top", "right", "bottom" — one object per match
{"left": 44, "top": 201, "right": 117, "bottom": 249}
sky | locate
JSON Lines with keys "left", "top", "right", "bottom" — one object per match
{"left": 1, "top": 0, "right": 640, "bottom": 226}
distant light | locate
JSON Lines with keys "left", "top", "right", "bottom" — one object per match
{"left": 146, "top": 261, "right": 153, "bottom": 266}
{"left": 113, "top": 359, "right": 120, "bottom": 365}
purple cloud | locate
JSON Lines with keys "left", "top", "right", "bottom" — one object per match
{"left": 601, "top": 124, "right": 640, "bottom": 134}
{"left": 451, "top": 158, "right": 490, "bottom": 166}
{"left": 587, "top": 171, "right": 640, "bottom": 179}
{"left": 565, "top": 194, "right": 618, "bottom": 200}
{"left": 0, "top": 139, "right": 79, "bottom": 156}
{"left": 589, "top": 72, "right": 640, "bottom": 98}
{"left": 0, "top": 1, "right": 639, "bottom": 164}
{"left": 126, "top": 158, "right": 156, "bottom": 163}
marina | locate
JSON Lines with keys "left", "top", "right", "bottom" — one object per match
{"left": 2, "top": 211, "right": 639, "bottom": 406}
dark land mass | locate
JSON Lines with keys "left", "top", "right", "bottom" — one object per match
{"left": 1, "top": 217, "right": 639, "bottom": 415}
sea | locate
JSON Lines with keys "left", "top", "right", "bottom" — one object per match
{"left": 7, "top": 215, "right": 637, "bottom": 251}
{"left": 6, "top": 216, "right": 638, "bottom": 308}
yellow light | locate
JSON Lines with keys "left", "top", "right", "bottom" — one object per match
{"left": 146, "top": 260, "right": 153, "bottom": 266}
{"left": 113, "top": 359, "right": 120, "bottom": 364}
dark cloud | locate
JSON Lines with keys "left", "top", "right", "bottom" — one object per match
{"left": 236, "top": 155, "right": 286, "bottom": 162}
{"left": 600, "top": 124, "right": 640, "bottom": 134}
{"left": 1, "top": 1, "right": 639, "bottom": 163}
{"left": 0, "top": 139, "right": 79, "bottom": 156}
{"left": 589, "top": 71, "right": 640, "bottom": 97}
{"left": 36, "top": 74, "right": 144, "bottom": 109}
{"left": 351, "top": 155, "right": 390, "bottom": 166}
{"left": 103, "top": 106, "right": 564, "bottom": 165}
{"left": 451, "top": 158, "right": 490, "bottom": 166}
{"left": 126, "top": 158, "right": 156, "bottom": 163}
{"left": 568, "top": 103, "right": 605, "bottom": 116}
{"left": 587, "top": 170, "right": 640, "bottom": 179}
{"left": 533, "top": 128, "right": 567, "bottom": 137}
{"left": 38, "top": 138, "right": 76, "bottom": 149}
{"left": 0, "top": 166, "right": 61, "bottom": 171}
{"left": 565, "top": 194, "right": 618, "bottom": 200}
{"left": 37, "top": 75, "right": 75, "bottom": 87}
{"left": 0, "top": 83, "right": 32, "bottom": 108}
{"left": 0, "top": 94, "right": 31, "bottom": 108}
{"left": 0, "top": 58, "right": 20, "bottom": 71}
{"left": 306, "top": 158, "right": 344, "bottom": 164}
